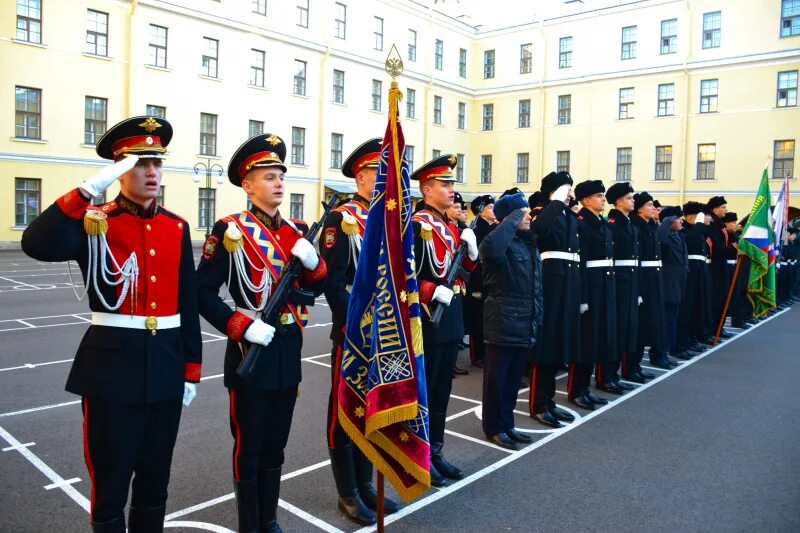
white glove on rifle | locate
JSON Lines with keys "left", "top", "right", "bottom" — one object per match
{"left": 432, "top": 285, "right": 454, "bottom": 306}
{"left": 80, "top": 155, "right": 139, "bottom": 198}
{"left": 695, "top": 212, "right": 705, "bottom": 225}
{"left": 244, "top": 320, "right": 276, "bottom": 347}
{"left": 183, "top": 383, "right": 197, "bottom": 407}
{"left": 460, "top": 228, "right": 478, "bottom": 261}
{"left": 580, "top": 303, "right": 589, "bottom": 314}
{"left": 291, "top": 238, "right": 319, "bottom": 271}
{"left": 638, "top": 296, "right": 643, "bottom": 306}
{"left": 551, "top": 184, "right": 571, "bottom": 204}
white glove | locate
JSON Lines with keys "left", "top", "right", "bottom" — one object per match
{"left": 460, "top": 228, "right": 478, "bottom": 261}
{"left": 638, "top": 296, "right": 643, "bottom": 306}
{"left": 291, "top": 238, "right": 319, "bottom": 270}
{"left": 244, "top": 320, "right": 276, "bottom": 347}
{"left": 183, "top": 383, "right": 197, "bottom": 407}
{"left": 432, "top": 285, "right": 454, "bottom": 306}
{"left": 580, "top": 303, "right": 589, "bottom": 314}
{"left": 551, "top": 184, "right": 571, "bottom": 203}
{"left": 695, "top": 212, "right": 705, "bottom": 225}
{"left": 80, "top": 155, "right": 139, "bottom": 197}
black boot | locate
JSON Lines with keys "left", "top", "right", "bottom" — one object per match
{"left": 128, "top": 505, "right": 166, "bottom": 533}
{"left": 354, "top": 446, "right": 399, "bottom": 515}
{"left": 329, "top": 447, "right": 376, "bottom": 525}
{"left": 234, "top": 479, "right": 260, "bottom": 533}
{"left": 91, "top": 517, "right": 126, "bottom": 533}
{"left": 429, "top": 461, "right": 448, "bottom": 487}
{"left": 258, "top": 467, "right": 284, "bottom": 533}
{"left": 430, "top": 441, "right": 465, "bottom": 480}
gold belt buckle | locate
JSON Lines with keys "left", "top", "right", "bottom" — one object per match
{"left": 280, "top": 314, "right": 289, "bottom": 325}
{"left": 145, "top": 316, "right": 158, "bottom": 335}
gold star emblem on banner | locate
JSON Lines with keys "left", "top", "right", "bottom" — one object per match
{"left": 266, "top": 134, "right": 281, "bottom": 146}
{"left": 400, "top": 290, "right": 407, "bottom": 303}
{"left": 399, "top": 431, "right": 409, "bottom": 443}
{"left": 387, "top": 199, "right": 397, "bottom": 211}
{"left": 139, "top": 117, "right": 162, "bottom": 133}
{"left": 355, "top": 406, "right": 365, "bottom": 418}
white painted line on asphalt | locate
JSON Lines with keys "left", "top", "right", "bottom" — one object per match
{"left": 444, "top": 429, "right": 515, "bottom": 454}
{"left": 446, "top": 406, "right": 480, "bottom": 422}
{"left": 0, "top": 275, "right": 40, "bottom": 289}
{"left": 0, "top": 400, "right": 81, "bottom": 418}
{"left": 0, "top": 358, "right": 73, "bottom": 373}
{"left": 44, "top": 477, "right": 81, "bottom": 490}
{"left": 0, "top": 424, "right": 90, "bottom": 512}
{"left": 2, "top": 441, "right": 35, "bottom": 451}
{"left": 304, "top": 359, "right": 332, "bottom": 368}
{"left": 163, "top": 520, "right": 235, "bottom": 533}
{"left": 200, "top": 373, "right": 224, "bottom": 381}
{"left": 640, "top": 364, "right": 668, "bottom": 372}
{"left": 72, "top": 314, "right": 92, "bottom": 323}
{"left": 201, "top": 331, "right": 227, "bottom": 340}
{"left": 351, "top": 308, "right": 791, "bottom": 533}
{"left": 303, "top": 353, "right": 332, "bottom": 361}
{"left": 279, "top": 499, "right": 345, "bottom": 533}
{"left": 449, "top": 394, "right": 482, "bottom": 405}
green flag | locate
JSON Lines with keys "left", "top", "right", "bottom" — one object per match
{"left": 738, "top": 168, "right": 777, "bottom": 317}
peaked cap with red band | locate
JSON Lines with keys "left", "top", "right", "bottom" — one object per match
{"left": 227, "top": 133, "right": 288, "bottom": 187}
{"left": 410, "top": 153, "right": 458, "bottom": 184}
{"left": 96, "top": 115, "right": 173, "bottom": 161}
{"left": 342, "top": 138, "right": 382, "bottom": 178}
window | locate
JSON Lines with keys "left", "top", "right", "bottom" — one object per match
{"left": 374, "top": 17, "right": 383, "bottom": 51}
{"left": 198, "top": 188, "right": 215, "bottom": 230}
{"left": 85, "top": 10, "right": 108, "bottom": 56}
{"left": 457, "top": 102, "right": 466, "bottom": 130}
{"left": 332, "top": 70, "right": 344, "bottom": 103}
{"left": 148, "top": 24, "right": 167, "bottom": 68}
{"left": 518, "top": 99, "right": 531, "bottom": 128}
{"left": 520, "top": 44, "right": 533, "bottom": 74}
{"left": 482, "top": 104, "right": 493, "bottom": 131}
{"left": 435, "top": 39, "right": 443, "bottom": 70}
{"left": 200, "top": 113, "right": 217, "bottom": 155}
{"left": 697, "top": 144, "right": 716, "bottom": 180}
{"left": 655, "top": 145, "right": 672, "bottom": 181}
{"left": 700, "top": 79, "right": 718, "bottom": 113}
{"left": 253, "top": 0, "right": 266, "bottom": 15}
{"left": 777, "top": 70, "right": 798, "bottom": 107}
{"left": 14, "top": 86, "right": 41, "bottom": 139}
{"left": 16, "top": 0, "right": 41, "bottom": 44}
{"left": 202, "top": 37, "right": 218, "bottom": 78}
{"left": 459, "top": 48, "right": 467, "bottom": 77}
{"left": 557, "top": 151, "right": 570, "bottom": 173}
{"left": 330, "top": 133, "right": 343, "bottom": 169}
{"left": 480, "top": 155, "right": 492, "bottom": 184}
{"left": 516, "top": 153, "right": 529, "bottom": 184}
{"left": 703, "top": 11, "right": 721, "bottom": 48}
{"left": 661, "top": 19, "right": 677, "bottom": 54}
{"left": 432, "top": 149, "right": 441, "bottom": 159}
{"left": 334, "top": 2, "right": 346, "bottom": 39}
{"left": 658, "top": 83, "right": 675, "bottom": 116}
{"left": 773, "top": 140, "right": 795, "bottom": 179}
{"left": 616, "top": 147, "right": 632, "bottom": 182}
{"left": 407, "top": 88, "right": 416, "bottom": 118}
{"left": 84, "top": 96, "right": 107, "bottom": 145}
{"left": 558, "top": 94, "right": 571, "bottom": 124}
{"left": 433, "top": 96, "right": 442, "bottom": 124}
{"left": 156, "top": 185, "right": 165, "bottom": 206}
{"left": 291, "top": 126, "right": 305, "bottom": 165}
{"left": 408, "top": 29, "right": 417, "bottom": 61}
{"left": 293, "top": 60, "right": 307, "bottom": 95}
{"left": 15, "top": 178, "right": 40, "bottom": 226}
{"left": 297, "top": 0, "right": 309, "bottom": 28}
{"left": 781, "top": 0, "right": 799, "bottom": 37}
{"left": 146, "top": 104, "right": 166, "bottom": 118}
{"left": 249, "top": 119, "right": 264, "bottom": 137}
{"left": 483, "top": 49, "right": 495, "bottom": 79}
{"left": 559, "top": 37, "right": 572, "bottom": 68}
{"left": 250, "top": 49, "right": 265, "bottom": 87}
{"left": 371, "top": 79, "right": 382, "bottom": 111}
{"left": 621, "top": 25, "right": 636, "bottom": 60}
{"left": 405, "top": 145, "right": 414, "bottom": 171}
{"left": 290, "top": 194, "right": 304, "bottom": 219}
{"left": 619, "top": 87, "right": 634, "bottom": 119}
{"left": 456, "top": 154, "right": 465, "bottom": 183}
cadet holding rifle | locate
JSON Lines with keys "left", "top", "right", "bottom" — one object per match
{"left": 196, "top": 133, "right": 327, "bottom": 533}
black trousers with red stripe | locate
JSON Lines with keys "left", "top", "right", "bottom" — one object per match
{"left": 229, "top": 386, "right": 297, "bottom": 482}
{"left": 81, "top": 397, "right": 182, "bottom": 524}
{"left": 528, "top": 363, "right": 558, "bottom": 414}
{"left": 469, "top": 297, "right": 486, "bottom": 364}
{"left": 567, "top": 363, "right": 593, "bottom": 399}
{"left": 482, "top": 345, "right": 528, "bottom": 436}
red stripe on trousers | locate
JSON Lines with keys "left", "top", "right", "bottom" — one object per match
{"left": 328, "top": 344, "right": 344, "bottom": 448}
{"left": 596, "top": 363, "right": 604, "bottom": 384}
{"left": 567, "top": 363, "right": 575, "bottom": 398}
{"left": 529, "top": 365, "right": 538, "bottom": 414}
{"left": 229, "top": 389, "right": 242, "bottom": 481}
{"left": 82, "top": 398, "right": 96, "bottom": 520}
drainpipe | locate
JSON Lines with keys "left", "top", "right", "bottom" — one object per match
{"left": 537, "top": 14, "right": 547, "bottom": 179}
{"left": 126, "top": 0, "right": 138, "bottom": 115}
{"left": 679, "top": 0, "right": 692, "bottom": 205}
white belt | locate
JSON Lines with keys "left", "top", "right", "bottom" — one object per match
{"left": 726, "top": 259, "right": 736, "bottom": 265}
{"left": 346, "top": 284, "right": 353, "bottom": 292}
{"left": 688, "top": 255, "right": 707, "bottom": 262}
{"left": 614, "top": 259, "right": 638, "bottom": 267}
{"left": 585, "top": 259, "right": 614, "bottom": 268}
{"left": 640, "top": 260, "right": 662, "bottom": 268}
{"left": 541, "top": 251, "right": 580, "bottom": 262}
{"left": 779, "top": 261, "right": 789, "bottom": 266}
{"left": 236, "top": 307, "right": 295, "bottom": 325}
{"left": 91, "top": 312, "right": 180, "bottom": 333}
{"left": 471, "top": 291, "right": 482, "bottom": 298}
{"left": 706, "top": 258, "right": 712, "bottom": 264}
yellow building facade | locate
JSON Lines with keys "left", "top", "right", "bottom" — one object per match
{"left": 2, "top": 0, "right": 798, "bottom": 244}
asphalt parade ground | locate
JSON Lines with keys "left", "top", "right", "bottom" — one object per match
{"left": 1, "top": 249, "right": 798, "bottom": 532}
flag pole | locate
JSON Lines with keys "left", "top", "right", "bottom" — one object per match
{"left": 713, "top": 253, "right": 744, "bottom": 345}
{"left": 377, "top": 472, "right": 385, "bottom": 532}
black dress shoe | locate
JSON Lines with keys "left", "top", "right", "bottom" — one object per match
{"left": 431, "top": 444, "right": 465, "bottom": 480}
{"left": 548, "top": 405, "right": 575, "bottom": 422}
{"left": 718, "top": 330, "right": 733, "bottom": 339}
{"left": 337, "top": 496, "right": 376, "bottom": 526}
{"left": 622, "top": 373, "right": 646, "bottom": 384}
{"left": 531, "top": 411, "right": 564, "bottom": 429}
{"left": 596, "top": 381, "right": 625, "bottom": 395}
{"left": 488, "top": 433, "right": 519, "bottom": 450}
{"left": 506, "top": 428, "right": 532, "bottom": 443}
{"left": 697, "top": 337, "right": 714, "bottom": 345}
{"left": 452, "top": 365, "right": 469, "bottom": 376}
{"left": 615, "top": 380, "right": 636, "bottom": 390}
{"left": 649, "top": 360, "right": 672, "bottom": 370}
{"left": 687, "top": 343, "right": 707, "bottom": 352}
{"left": 429, "top": 463, "right": 448, "bottom": 487}
{"left": 639, "top": 370, "right": 656, "bottom": 379}
{"left": 585, "top": 391, "right": 609, "bottom": 405}
{"left": 672, "top": 352, "right": 692, "bottom": 360}
{"left": 569, "top": 395, "right": 595, "bottom": 410}
{"left": 472, "top": 359, "right": 485, "bottom": 369}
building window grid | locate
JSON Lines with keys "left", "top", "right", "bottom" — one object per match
{"left": 334, "top": 2, "right": 346, "bottom": 39}
{"left": 253, "top": 0, "right": 266, "bottom": 15}
{"left": 291, "top": 126, "right": 305, "bottom": 165}
{"left": 773, "top": 140, "right": 795, "bottom": 179}
{"left": 661, "top": 19, "right": 678, "bottom": 54}
{"left": 15, "top": 86, "right": 41, "bottom": 139}
{"left": 557, "top": 151, "right": 570, "bottom": 173}
{"left": 290, "top": 194, "right": 304, "bottom": 219}
{"left": 518, "top": 99, "right": 531, "bottom": 128}
{"left": 516, "top": 153, "right": 529, "bottom": 184}
{"left": 374, "top": 17, "right": 383, "bottom": 51}
{"left": 293, "top": 60, "right": 307, "bottom": 95}
{"left": 777, "top": 70, "right": 798, "bottom": 107}
{"left": 703, "top": 11, "right": 721, "bottom": 48}
{"left": 658, "top": 83, "right": 675, "bottom": 116}
{"left": 332, "top": 70, "right": 345, "bottom": 103}
{"left": 619, "top": 87, "right": 635, "bottom": 119}
{"left": 456, "top": 154, "right": 465, "bottom": 183}
{"left": 457, "top": 102, "right": 466, "bottom": 130}
{"left": 559, "top": 37, "right": 572, "bottom": 68}
{"left": 459, "top": 48, "right": 467, "bottom": 77}
{"left": 435, "top": 40, "right": 443, "bottom": 70}
{"left": 202, "top": 37, "right": 219, "bottom": 78}
{"left": 372, "top": 80, "right": 382, "bottom": 111}
{"left": 621, "top": 26, "right": 637, "bottom": 60}
{"left": 408, "top": 29, "right": 417, "bottom": 61}
{"left": 85, "top": 10, "right": 108, "bottom": 57}
{"left": 484, "top": 49, "right": 495, "bottom": 79}
{"left": 700, "top": 79, "right": 718, "bottom": 113}
{"left": 16, "top": 0, "right": 42, "bottom": 44}
{"left": 297, "top": 0, "right": 309, "bottom": 28}
{"left": 480, "top": 155, "right": 492, "bottom": 184}
{"left": 198, "top": 188, "right": 215, "bottom": 230}
{"left": 697, "top": 144, "right": 716, "bottom": 180}
{"left": 482, "top": 104, "right": 494, "bottom": 131}
{"left": 405, "top": 145, "right": 414, "bottom": 172}
{"left": 520, "top": 44, "right": 533, "bottom": 74}
{"left": 146, "top": 104, "right": 166, "bottom": 119}
{"left": 781, "top": 0, "right": 799, "bottom": 37}
{"left": 84, "top": 96, "right": 107, "bottom": 145}
{"left": 15, "top": 178, "right": 40, "bottom": 227}
{"left": 250, "top": 49, "right": 265, "bottom": 87}
{"left": 407, "top": 88, "right": 416, "bottom": 118}
{"left": 432, "top": 149, "right": 441, "bottom": 159}
{"left": 330, "top": 133, "right": 343, "bottom": 169}
{"left": 616, "top": 148, "right": 632, "bottom": 182}
{"left": 199, "top": 113, "right": 217, "bottom": 156}
{"left": 249, "top": 119, "right": 264, "bottom": 137}
{"left": 655, "top": 145, "right": 672, "bottom": 181}
{"left": 148, "top": 25, "right": 167, "bottom": 68}
{"left": 433, "top": 96, "right": 442, "bottom": 124}
{"left": 558, "top": 95, "right": 571, "bottom": 125}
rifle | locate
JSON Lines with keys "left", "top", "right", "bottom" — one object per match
{"left": 237, "top": 194, "right": 339, "bottom": 380}
{"left": 429, "top": 202, "right": 484, "bottom": 328}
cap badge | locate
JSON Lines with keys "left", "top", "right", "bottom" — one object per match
{"left": 139, "top": 117, "right": 162, "bottom": 133}
{"left": 266, "top": 134, "right": 281, "bottom": 146}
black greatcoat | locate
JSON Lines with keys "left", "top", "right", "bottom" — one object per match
{"left": 576, "top": 208, "right": 617, "bottom": 364}
{"left": 532, "top": 199, "right": 581, "bottom": 364}
{"left": 681, "top": 221, "right": 713, "bottom": 336}
{"left": 659, "top": 220, "right": 689, "bottom": 306}
{"left": 606, "top": 209, "right": 640, "bottom": 354}
{"left": 708, "top": 214, "right": 738, "bottom": 318}
{"left": 631, "top": 215, "right": 666, "bottom": 351}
